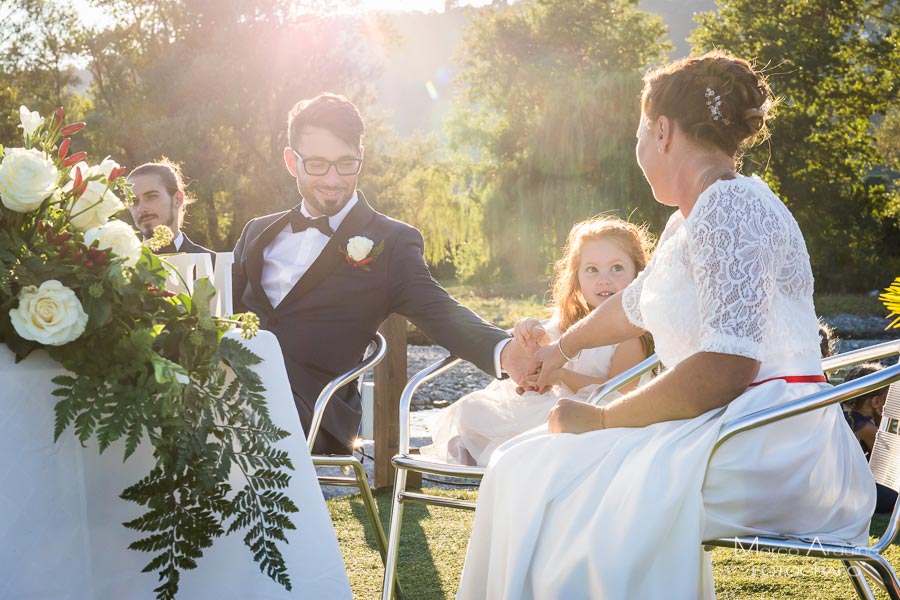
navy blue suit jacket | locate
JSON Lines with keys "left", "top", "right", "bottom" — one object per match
{"left": 232, "top": 192, "right": 509, "bottom": 453}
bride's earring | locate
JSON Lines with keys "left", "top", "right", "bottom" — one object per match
{"left": 657, "top": 145, "right": 662, "bottom": 153}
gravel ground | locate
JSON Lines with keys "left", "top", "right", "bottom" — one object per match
{"left": 320, "top": 326, "right": 900, "bottom": 499}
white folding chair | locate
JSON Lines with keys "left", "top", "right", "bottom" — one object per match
{"left": 307, "top": 333, "right": 391, "bottom": 565}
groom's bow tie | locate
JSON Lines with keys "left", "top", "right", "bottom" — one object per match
{"left": 290, "top": 210, "right": 333, "bottom": 236}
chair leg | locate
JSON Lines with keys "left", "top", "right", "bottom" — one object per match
{"left": 350, "top": 460, "right": 389, "bottom": 563}
{"left": 382, "top": 466, "right": 408, "bottom": 600}
{"left": 844, "top": 560, "right": 877, "bottom": 600}
{"left": 863, "top": 554, "right": 900, "bottom": 600}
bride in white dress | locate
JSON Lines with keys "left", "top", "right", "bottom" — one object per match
{"left": 457, "top": 51, "right": 875, "bottom": 599}
{"left": 421, "top": 217, "right": 654, "bottom": 466}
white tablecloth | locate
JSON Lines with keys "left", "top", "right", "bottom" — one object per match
{"left": 0, "top": 331, "right": 351, "bottom": 599}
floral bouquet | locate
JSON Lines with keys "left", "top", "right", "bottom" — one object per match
{"left": 0, "top": 107, "right": 297, "bottom": 599}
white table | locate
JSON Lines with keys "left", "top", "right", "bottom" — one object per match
{"left": 0, "top": 331, "right": 351, "bottom": 599}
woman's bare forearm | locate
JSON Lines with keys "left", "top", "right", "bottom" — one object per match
{"left": 603, "top": 352, "right": 760, "bottom": 428}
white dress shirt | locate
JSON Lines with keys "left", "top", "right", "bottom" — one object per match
{"left": 172, "top": 231, "right": 185, "bottom": 250}
{"left": 261, "top": 193, "right": 358, "bottom": 307}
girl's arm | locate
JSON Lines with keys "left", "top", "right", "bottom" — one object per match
{"left": 534, "top": 293, "right": 646, "bottom": 389}
{"left": 554, "top": 337, "right": 647, "bottom": 393}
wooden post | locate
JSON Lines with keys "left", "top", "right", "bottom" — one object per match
{"left": 374, "top": 314, "right": 407, "bottom": 489}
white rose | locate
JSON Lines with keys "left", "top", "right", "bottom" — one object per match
{"left": 83, "top": 220, "right": 142, "bottom": 267}
{"left": 10, "top": 280, "right": 89, "bottom": 346}
{"left": 0, "top": 147, "right": 59, "bottom": 213}
{"left": 18, "top": 106, "right": 42, "bottom": 138}
{"left": 65, "top": 160, "right": 124, "bottom": 231}
{"left": 347, "top": 236, "right": 374, "bottom": 262}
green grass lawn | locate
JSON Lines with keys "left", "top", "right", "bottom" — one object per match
{"left": 328, "top": 490, "right": 900, "bottom": 599}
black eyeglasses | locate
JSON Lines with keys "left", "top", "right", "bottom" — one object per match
{"left": 291, "top": 149, "right": 362, "bottom": 176}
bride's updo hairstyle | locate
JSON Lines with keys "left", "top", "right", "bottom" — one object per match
{"left": 640, "top": 50, "right": 773, "bottom": 158}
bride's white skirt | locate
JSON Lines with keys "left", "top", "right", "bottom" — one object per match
{"left": 457, "top": 380, "right": 875, "bottom": 599}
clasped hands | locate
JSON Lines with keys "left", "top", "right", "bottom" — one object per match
{"left": 499, "top": 318, "right": 605, "bottom": 434}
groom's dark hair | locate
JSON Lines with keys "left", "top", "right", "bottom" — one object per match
{"left": 287, "top": 93, "right": 365, "bottom": 150}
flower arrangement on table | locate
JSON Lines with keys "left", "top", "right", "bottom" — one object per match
{"left": 0, "top": 107, "right": 297, "bottom": 599}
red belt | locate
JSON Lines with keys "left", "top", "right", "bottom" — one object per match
{"left": 748, "top": 375, "right": 827, "bottom": 387}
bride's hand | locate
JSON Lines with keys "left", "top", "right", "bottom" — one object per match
{"left": 548, "top": 398, "right": 605, "bottom": 434}
{"left": 513, "top": 318, "right": 549, "bottom": 353}
{"left": 532, "top": 340, "right": 569, "bottom": 390}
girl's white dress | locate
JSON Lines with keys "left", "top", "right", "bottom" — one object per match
{"left": 421, "top": 324, "right": 618, "bottom": 467}
{"left": 457, "top": 175, "right": 875, "bottom": 599}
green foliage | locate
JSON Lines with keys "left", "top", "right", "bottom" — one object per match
{"left": 691, "top": 0, "right": 900, "bottom": 292}
{"left": 451, "top": 0, "right": 673, "bottom": 281}
{"left": 365, "top": 133, "right": 484, "bottom": 271}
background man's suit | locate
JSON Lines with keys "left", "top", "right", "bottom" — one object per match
{"left": 233, "top": 191, "right": 509, "bottom": 454}
{"left": 178, "top": 234, "right": 214, "bottom": 256}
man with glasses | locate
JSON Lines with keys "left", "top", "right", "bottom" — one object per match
{"left": 232, "top": 93, "right": 529, "bottom": 454}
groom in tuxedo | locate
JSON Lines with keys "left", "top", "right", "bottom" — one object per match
{"left": 233, "top": 93, "right": 527, "bottom": 454}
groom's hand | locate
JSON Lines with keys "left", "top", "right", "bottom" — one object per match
{"left": 500, "top": 337, "right": 533, "bottom": 385}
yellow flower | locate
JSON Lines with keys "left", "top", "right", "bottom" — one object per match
{"left": 880, "top": 276, "right": 900, "bottom": 330}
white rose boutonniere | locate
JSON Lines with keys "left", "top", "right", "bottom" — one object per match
{"left": 83, "top": 220, "right": 143, "bottom": 267}
{"left": 342, "top": 236, "right": 384, "bottom": 270}
{"left": 10, "top": 279, "right": 89, "bottom": 346}
{"left": 0, "top": 147, "right": 59, "bottom": 213}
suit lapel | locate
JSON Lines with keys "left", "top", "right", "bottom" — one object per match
{"left": 277, "top": 191, "right": 376, "bottom": 309}
{"left": 246, "top": 209, "right": 293, "bottom": 314}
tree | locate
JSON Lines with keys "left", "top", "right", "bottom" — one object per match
{"left": 692, "top": 0, "right": 900, "bottom": 292}
{"left": 0, "top": 0, "right": 88, "bottom": 138}
{"left": 451, "top": 0, "right": 673, "bottom": 281}
{"left": 76, "top": 0, "right": 391, "bottom": 251}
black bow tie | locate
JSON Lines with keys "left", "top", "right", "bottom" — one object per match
{"left": 290, "top": 210, "right": 333, "bottom": 236}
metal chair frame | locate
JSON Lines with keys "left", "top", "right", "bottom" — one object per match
{"left": 382, "top": 338, "right": 900, "bottom": 598}
{"left": 307, "top": 332, "right": 390, "bottom": 565}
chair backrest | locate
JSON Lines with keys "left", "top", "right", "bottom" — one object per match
{"left": 162, "top": 252, "right": 234, "bottom": 317}
{"left": 587, "top": 353, "right": 661, "bottom": 406}
{"left": 869, "top": 382, "right": 900, "bottom": 491}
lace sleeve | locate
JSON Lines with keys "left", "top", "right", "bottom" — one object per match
{"left": 622, "top": 211, "right": 681, "bottom": 330}
{"left": 621, "top": 268, "right": 648, "bottom": 329}
{"left": 686, "top": 180, "right": 784, "bottom": 362}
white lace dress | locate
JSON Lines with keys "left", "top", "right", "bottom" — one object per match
{"left": 420, "top": 323, "right": 618, "bottom": 467}
{"left": 457, "top": 175, "right": 875, "bottom": 599}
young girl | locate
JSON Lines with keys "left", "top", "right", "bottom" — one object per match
{"left": 421, "top": 216, "right": 654, "bottom": 466}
